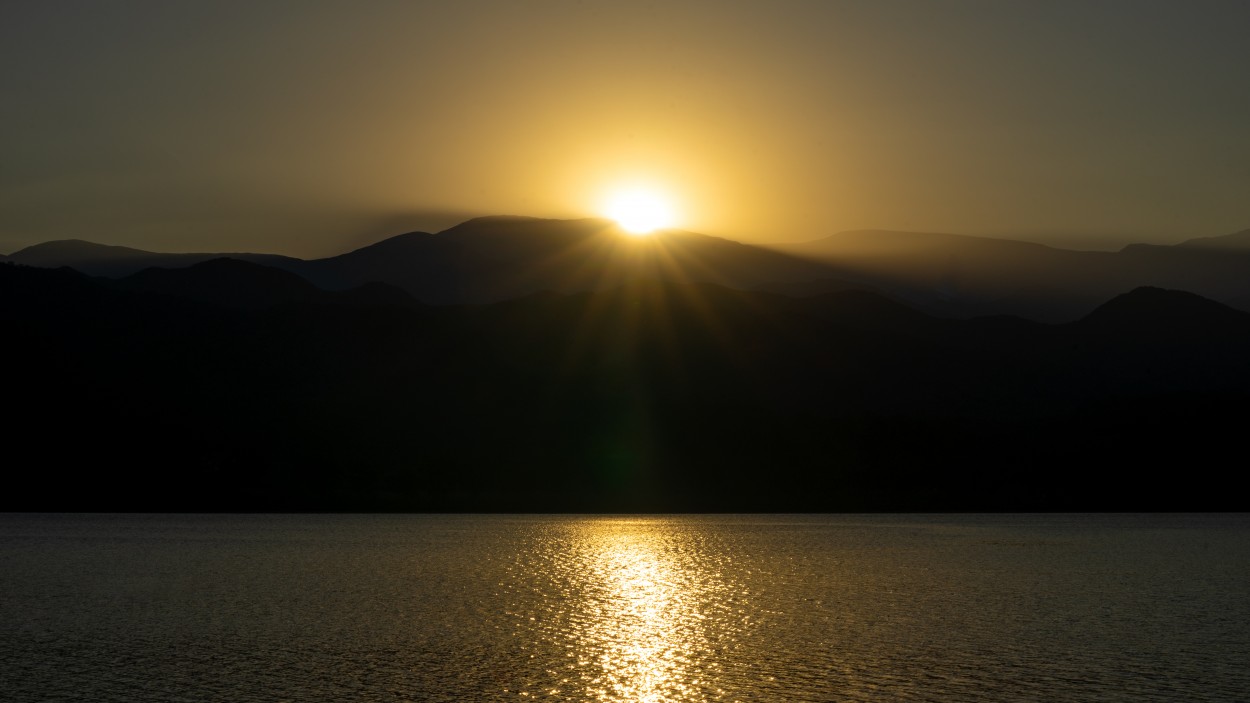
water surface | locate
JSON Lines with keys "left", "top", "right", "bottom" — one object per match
{"left": 1, "top": 513, "right": 1247, "bottom": 701}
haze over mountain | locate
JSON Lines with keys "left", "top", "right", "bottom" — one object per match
{"left": 4, "top": 3, "right": 1247, "bottom": 257}
{"left": 11, "top": 217, "right": 1250, "bottom": 322}
{"left": 774, "top": 227, "right": 1250, "bottom": 320}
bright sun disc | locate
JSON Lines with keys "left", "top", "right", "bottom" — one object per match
{"left": 604, "top": 188, "right": 676, "bottom": 235}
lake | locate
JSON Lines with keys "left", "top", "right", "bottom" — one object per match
{"left": 1, "top": 514, "right": 1247, "bottom": 701}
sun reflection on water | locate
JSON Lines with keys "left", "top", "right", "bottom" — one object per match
{"left": 573, "top": 522, "right": 707, "bottom": 702}
{"left": 585, "top": 535, "right": 685, "bottom": 695}
{"left": 502, "top": 518, "right": 755, "bottom": 701}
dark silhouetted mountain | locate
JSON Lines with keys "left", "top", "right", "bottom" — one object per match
{"left": 11, "top": 218, "right": 1250, "bottom": 321}
{"left": 6, "top": 218, "right": 867, "bottom": 306}
{"left": 8, "top": 239, "right": 302, "bottom": 278}
{"left": 4, "top": 261, "right": 1249, "bottom": 512}
{"left": 117, "top": 258, "right": 323, "bottom": 309}
{"left": 112, "top": 257, "right": 417, "bottom": 310}
{"left": 1079, "top": 286, "right": 1250, "bottom": 331}
{"left": 294, "top": 216, "right": 845, "bottom": 304}
{"left": 1060, "top": 287, "right": 1250, "bottom": 393}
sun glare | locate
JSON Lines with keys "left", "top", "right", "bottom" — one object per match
{"left": 603, "top": 187, "right": 677, "bottom": 235}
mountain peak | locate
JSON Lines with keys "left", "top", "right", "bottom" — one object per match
{"left": 1081, "top": 286, "right": 1246, "bottom": 331}
{"left": 11, "top": 238, "right": 156, "bottom": 261}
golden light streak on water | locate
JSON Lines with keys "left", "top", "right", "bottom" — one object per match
{"left": 501, "top": 517, "right": 755, "bottom": 701}
{"left": 579, "top": 530, "right": 699, "bottom": 702}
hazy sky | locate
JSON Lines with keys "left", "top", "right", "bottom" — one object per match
{"left": 2, "top": 0, "right": 1247, "bottom": 257}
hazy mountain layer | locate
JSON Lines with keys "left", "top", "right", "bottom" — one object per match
{"left": 774, "top": 227, "right": 1250, "bottom": 320}
{"left": 11, "top": 218, "right": 1250, "bottom": 320}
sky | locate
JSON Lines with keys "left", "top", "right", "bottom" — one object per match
{"left": 2, "top": 0, "right": 1247, "bottom": 257}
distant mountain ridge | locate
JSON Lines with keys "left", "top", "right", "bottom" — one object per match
{"left": 1176, "top": 228, "right": 1250, "bottom": 250}
{"left": 9, "top": 238, "right": 303, "bottom": 278}
{"left": 9, "top": 217, "right": 1250, "bottom": 321}
{"left": 772, "top": 226, "right": 1250, "bottom": 320}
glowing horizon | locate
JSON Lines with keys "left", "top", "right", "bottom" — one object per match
{"left": 1, "top": 3, "right": 1247, "bottom": 257}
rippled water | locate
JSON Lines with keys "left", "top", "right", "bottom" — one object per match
{"left": 1, "top": 514, "right": 1247, "bottom": 701}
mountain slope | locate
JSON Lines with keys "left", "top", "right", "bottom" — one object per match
{"left": 294, "top": 216, "right": 843, "bottom": 304}
{"left": 4, "top": 262, "right": 1250, "bottom": 511}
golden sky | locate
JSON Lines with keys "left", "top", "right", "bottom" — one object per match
{"left": 2, "top": 1, "right": 1247, "bottom": 256}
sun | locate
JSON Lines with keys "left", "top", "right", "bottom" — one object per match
{"left": 602, "top": 187, "right": 677, "bottom": 235}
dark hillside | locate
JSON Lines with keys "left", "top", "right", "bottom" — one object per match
{"left": 3, "top": 263, "right": 1248, "bottom": 511}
